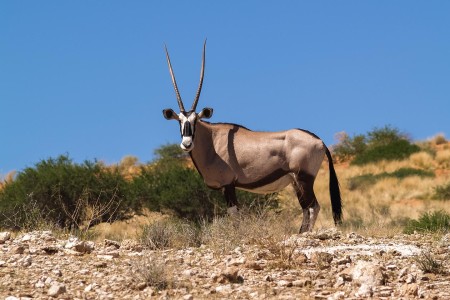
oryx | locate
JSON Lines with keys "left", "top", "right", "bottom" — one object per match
{"left": 162, "top": 42, "right": 342, "bottom": 232}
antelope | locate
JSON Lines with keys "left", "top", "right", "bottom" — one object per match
{"left": 162, "top": 42, "right": 342, "bottom": 232}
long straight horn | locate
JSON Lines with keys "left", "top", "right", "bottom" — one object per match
{"left": 165, "top": 45, "right": 185, "bottom": 112}
{"left": 191, "top": 40, "right": 206, "bottom": 112}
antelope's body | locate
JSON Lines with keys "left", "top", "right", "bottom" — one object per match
{"left": 162, "top": 42, "right": 342, "bottom": 232}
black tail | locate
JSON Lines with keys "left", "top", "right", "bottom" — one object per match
{"left": 325, "top": 146, "right": 342, "bottom": 225}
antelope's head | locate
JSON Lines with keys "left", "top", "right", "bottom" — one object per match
{"left": 163, "top": 41, "right": 213, "bottom": 152}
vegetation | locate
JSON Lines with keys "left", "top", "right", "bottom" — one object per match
{"left": 0, "top": 145, "right": 279, "bottom": 230}
{"left": 433, "top": 182, "right": 450, "bottom": 200}
{"left": 334, "top": 126, "right": 420, "bottom": 165}
{"left": 1, "top": 127, "right": 449, "bottom": 241}
{"left": 0, "top": 155, "right": 136, "bottom": 230}
{"left": 348, "top": 167, "right": 435, "bottom": 190}
{"left": 133, "top": 255, "right": 172, "bottom": 290}
{"left": 404, "top": 210, "right": 450, "bottom": 234}
{"left": 414, "top": 252, "right": 445, "bottom": 274}
{"left": 139, "top": 218, "right": 201, "bottom": 250}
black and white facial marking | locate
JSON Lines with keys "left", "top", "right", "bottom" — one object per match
{"left": 163, "top": 107, "right": 213, "bottom": 152}
{"left": 179, "top": 111, "right": 197, "bottom": 151}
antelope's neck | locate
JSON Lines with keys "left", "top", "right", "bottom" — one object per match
{"left": 189, "top": 121, "right": 214, "bottom": 173}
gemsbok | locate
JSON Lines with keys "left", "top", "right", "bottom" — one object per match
{"left": 162, "top": 42, "right": 342, "bottom": 232}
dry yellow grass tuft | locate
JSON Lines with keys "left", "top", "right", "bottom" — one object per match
{"left": 91, "top": 209, "right": 167, "bottom": 241}
{"left": 409, "top": 151, "right": 436, "bottom": 170}
{"left": 0, "top": 170, "right": 16, "bottom": 191}
{"left": 436, "top": 149, "right": 450, "bottom": 169}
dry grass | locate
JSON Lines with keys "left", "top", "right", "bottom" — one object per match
{"left": 57, "top": 140, "right": 450, "bottom": 243}
{"left": 410, "top": 152, "right": 436, "bottom": 170}
{"left": 90, "top": 209, "right": 167, "bottom": 242}
{"left": 140, "top": 217, "right": 201, "bottom": 249}
{"left": 0, "top": 170, "right": 16, "bottom": 191}
{"left": 132, "top": 254, "right": 173, "bottom": 290}
{"left": 436, "top": 150, "right": 450, "bottom": 169}
{"left": 305, "top": 144, "right": 450, "bottom": 236}
{"left": 200, "top": 206, "right": 297, "bottom": 255}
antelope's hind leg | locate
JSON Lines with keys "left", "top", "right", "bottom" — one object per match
{"left": 292, "top": 173, "right": 320, "bottom": 233}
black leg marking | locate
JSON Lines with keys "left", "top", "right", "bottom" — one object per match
{"left": 294, "top": 173, "right": 316, "bottom": 209}
{"left": 223, "top": 185, "right": 239, "bottom": 208}
{"left": 293, "top": 172, "right": 319, "bottom": 233}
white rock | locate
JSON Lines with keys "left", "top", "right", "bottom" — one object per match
{"left": 21, "top": 234, "right": 32, "bottom": 242}
{"left": 97, "top": 254, "right": 115, "bottom": 260}
{"left": 19, "top": 255, "right": 32, "bottom": 267}
{"left": 215, "top": 285, "right": 232, "bottom": 293}
{"left": 356, "top": 283, "right": 373, "bottom": 297}
{"left": 227, "top": 257, "right": 246, "bottom": 266}
{"left": 47, "top": 283, "right": 66, "bottom": 297}
{"left": 0, "top": 231, "right": 11, "bottom": 243}
{"left": 79, "top": 269, "right": 90, "bottom": 275}
{"left": 182, "top": 269, "right": 196, "bottom": 277}
{"left": 277, "top": 280, "right": 293, "bottom": 287}
{"left": 73, "top": 241, "right": 95, "bottom": 253}
{"left": 44, "top": 277, "right": 53, "bottom": 285}
{"left": 84, "top": 284, "right": 93, "bottom": 292}
{"left": 35, "top": 279, "right": 45, "bottom": 288}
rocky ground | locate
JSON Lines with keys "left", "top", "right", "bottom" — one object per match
{"left": 1, "top": 230, "right": 449, "bottom": 300}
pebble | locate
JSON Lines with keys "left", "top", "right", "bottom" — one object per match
{"left": 47, "top": 283, "right": 66, "bottom": 297}
{"left": 0, "top": 231, "right": 11, "bottom": 244}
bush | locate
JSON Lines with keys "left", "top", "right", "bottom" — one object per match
{"left": 133, "top": 255, "right": 172, "bottom": 290}
{"left": 0, "top": 145, "right": 280, "bottom": 230}
{"left": 333, "top": 132, "right": 367, "bottom": 161}
{"left": 433, "top": 182, "right": 450, "bottom": 200}
{"left": 333, "top": 126, "right": 420, "bottom": 165}
{"left": 140, "top": 218, "right": 201, "bottom": 250}
{"left": 348, "top": 168, "right": 434, "bottom": 190}
{"left": 0, "top": 155, "right": 138, "bottom": 230}
{"left": 413, "top": 252, "right": 445, "bottom": 274}
{"left": 352, "top": 139, "right": 420, "bottom": 165}
{"left": 404, "top": 210, "right": 450, "bottom": 234}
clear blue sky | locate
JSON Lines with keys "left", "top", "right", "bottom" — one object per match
{"left": 1, "top": 2, "right": 449, "bottom": 174}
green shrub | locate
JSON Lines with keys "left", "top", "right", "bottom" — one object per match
{"left": 0, "top": 155, "right": 138, "bottom": 230}
{"left": 352, "top": 139, "right": 420, "bottom": 165}
{"left": 433, "top": 182, "right": 450, "bottom": 200}
{"left": 413, "top": 252, "right": 445, "bottom": 274}
{"left": 333, "top": 126, "right": 420, "bottom": 165}
{"left": 404, "top": 210, "right": 450, "bottom": 234}
{"left": 0, "top": 145, "right": 280, "bottom": 230}
{"left": 333, "top": 132, "right": 367, "bottom": 161}
{"left": 348, "top": 168, "right": 434, "bottom": 190}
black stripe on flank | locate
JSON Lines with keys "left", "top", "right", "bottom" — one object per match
{"left": 235, "top": 169, "right": 288, "bottom": 190}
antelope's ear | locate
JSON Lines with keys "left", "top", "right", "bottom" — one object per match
{"left": 163, "top": 109, "right": 179, "bottom": 120}
{"left": 198, "top": 107, "right": 213, "bottom": 119}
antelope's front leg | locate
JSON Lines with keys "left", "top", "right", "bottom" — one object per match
{"left": 223, "top": 185, "right": 239, "bottom": 215}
